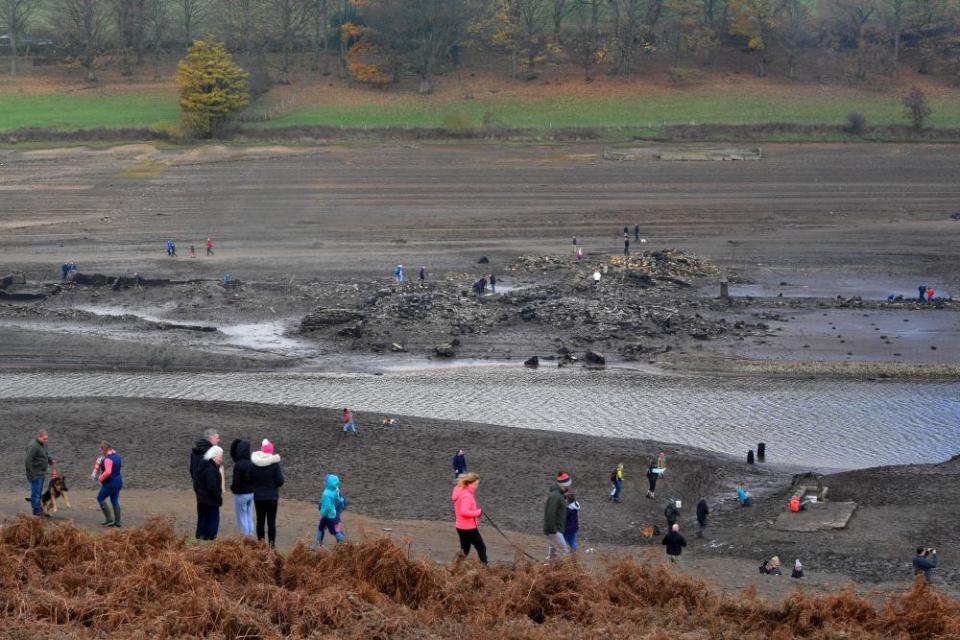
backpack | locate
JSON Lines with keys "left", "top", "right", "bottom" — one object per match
{"left": 610, "top": 470, "right": 617, "bottom": 482}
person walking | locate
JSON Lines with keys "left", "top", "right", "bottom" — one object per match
{"left": 913, "top": 547, "right": 939, "bottom": 583}
{"left": 564, "top": 492, "right": 581, "bottom": 551}
{"left": 251, "top": 439, "right": 284, "bottom": 547}
{"left": 608, "top": 463, "right": 624, "bottom": 503}
{"left": 342, "top": 407, "right": 357, "bottom": 435}
{"left": 25, "top": 430, "right": 52, "bottom": 517}
{"left": 190, "top": 429, "right": 220, "bottom": 539}
{"left": 419, "top": 266, "right": 426, "bottom": 282}
{"left": 662, "top": 523, "right": 687, "bottom": 563}
{"left": 189, "top": 245, "right": 196, "bottom": 258}
{"left": 229, "top": 439, "right": 255, "bottom": 537}
{"left": 696, "top": 498, "right": 709, "bottom": 538}
{"left": 453, "top": 448, "right": 467, "bottom": 478}
{"left": 394, "top": 264, "right": 404, "bottom": 283}
{"left": 206, "top": 237, "right": 214, "bottom": 256}
{"left": 489, "top": 274, "right": 497, "bottom": 294}
{"left": 572, "top": 235, "right": 577, "bottom": 246}
{"left": 316, "top": 474, "right": 347, "bottom": 547}
{"left": 96, "top": 441, "right": 123, "bottom": 528}
{"left": 544, "top": 472, "right": 571, "bottom": 559}
{"left": 664, "top": 500, "right": 680, "bottom": 530}
{"left": 634, "top": 224, "right": 640, "bottom": 241}
{"left": 624, "top": 238, "right": 630, "bottom": 256}
{"left": 452, "top": 472, "right": 487, "bottom": 564}
{"left": 737, "top": 484, "right": 752, "bottom": 507}
{"left": 645, "top": 463, "right": 658, "bottom": 499}
{"left": 479, "top": 276, "right": 487, "bottom": 295}
{"left": 195, "top": 445, "right": 224, "bottom": 540}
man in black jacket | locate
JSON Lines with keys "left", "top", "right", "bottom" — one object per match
{"left": 664, "top": 500, "right": 680, "bottom": 529}
{"left": 190, "top": 429, "right": 220, "bottom": 538}
{"left": 662, "top": 524, "right": 687, "bottom": 563}
{"left": 696, "top": 498, "right": 709, "bottom": 538}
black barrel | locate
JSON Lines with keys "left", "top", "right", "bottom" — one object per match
{"left": 757, "top": 442, "right": 766, "bottom": 462}
{"left": 747, "top": 449, "right": 755, "bottom": 465}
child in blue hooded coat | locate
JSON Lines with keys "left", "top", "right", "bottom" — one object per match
{"left": 316, "top": 474, "right": 346, "bottom": 546}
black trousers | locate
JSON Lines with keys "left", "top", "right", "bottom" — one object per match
{"left": 255, "top": 499, "right": 278, "bottom": 546}
{"left": 456, "top": 527, "right": 488, "bottom": 564}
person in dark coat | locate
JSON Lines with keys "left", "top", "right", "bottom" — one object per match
{"left": 664, "top": 500, "right": 680, "bottom": 529}
{"left": 230, "top": 439, "right": 255, "bottom": 537}
{"left": 25, "top": 430, "right": 52, "bottom": 517}
{"left": 190, "top": 429, "right": 220, "bottom": 539}
{"left": 489, "top": 274, "right": 497, "bottom": 294}
{"left": 624, "top": 238, "right": 630, "bottom": 256}
{"left": 453, "top": 448, "right": 467, "bottom": 478}
{"left": 645, "top": 464, "right": 658, "bottom": 499}
{"left": 634, "top": 224, "right": 639, "bottom": 241}
{"left": 251, "top": 439, "right": 285, "bottom": 547}
{"left": 544, "top": 472, "right": 571, "bottom": 559}
{"left": 662, "top": 524, "right": 686, "bottom": 562}
{"left": 913, "top": 548, "right": 939, "bottom": 583}
{"left": 195, "top": 446, "right": 224, "bottom": 540}
{"left": 696, "top": 498, "right": 709, "bottom": 538}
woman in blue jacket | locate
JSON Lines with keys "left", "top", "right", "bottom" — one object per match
{"left": 96, "top": 441, "right": 123, "bottom": 528}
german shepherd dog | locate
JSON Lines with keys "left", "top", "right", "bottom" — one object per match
{"left": 41, "top": 476, "right": 71, "bottom": 514}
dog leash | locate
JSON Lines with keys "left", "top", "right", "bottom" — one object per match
{"left": 482, "top": 512, "right": 538, "bottom": 561}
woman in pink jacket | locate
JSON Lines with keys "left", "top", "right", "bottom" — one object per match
{"left": 451, "top": 472, "right": 487, "bottom": 565}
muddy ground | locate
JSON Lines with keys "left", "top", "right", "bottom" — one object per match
{"left": 0, "top": 143, "right": 958, "bottom": 370}
{"left": 1, "top": 398, "right": 956, "bottom": 592}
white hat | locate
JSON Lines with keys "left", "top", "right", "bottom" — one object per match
{"left": 204, "top": 445, "right": 223, "bottom": 460}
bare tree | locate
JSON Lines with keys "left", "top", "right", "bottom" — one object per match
{"left": 831, "top": 0, "right": 877, "bottom": 81}
{"left": 51, "top": 0, "right": 109, "bottom": 81}
{"left": 272, "top": 0, "right": 307, "bottom": 83}
{"left": 175, "top": 0, "right": 206, "bottom": 47}
{"left": 144, "top": 0, "right": 167, "bottom": 78}
{"left": 0, "top": 0, "right": 41, "bottom": 75}
{"left": 308, "top": 0, "right": 329, "bottom": 72}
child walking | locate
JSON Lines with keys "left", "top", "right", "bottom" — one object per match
{"left": 316, "top": 474, "right": 346, "bottom": 547}
{"left": 563, "top": 492, "right": 580, "bottom": 551}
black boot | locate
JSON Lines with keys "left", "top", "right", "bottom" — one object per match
{"left": 99, "top": 502, "right": 115, "bottom": 526}
{"left": 111, "top": 506, "right": 122, "bottom": 527}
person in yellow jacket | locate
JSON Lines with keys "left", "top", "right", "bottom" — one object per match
{"left": 608, "top": 463, "right": 624, "bottom": 503}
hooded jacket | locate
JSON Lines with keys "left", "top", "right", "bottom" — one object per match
{"left": 320, "top": 474, "right": 345, "bottom": 520}
{"left": 195, "top": 459, "right": 223, "bottom": 508}
{"left": 190, "top": 439, "right": 213, "bottom": 485}
{"left": 565, "top": 500, "right": 581, "bottom": 534}
{"left": 696, "top": 499, "right": 709, "bottom": 524}
{"left": 250, "top": 450, "right": 284, "bottom": 501}
{"left": 665, "top": 502, "right": 679, "bottom": 525}
{"left": 229, "top": 439, "right": 254, "bottom": 495}
{"left": 543, "top": 485, "right": 567, "bottom": 535}
{"left": 451, "top": 483, "right": 482, "bottom": 530}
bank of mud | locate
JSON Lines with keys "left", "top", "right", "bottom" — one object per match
{"left": 1, "top": 397, "right": 956, "bottom": 588}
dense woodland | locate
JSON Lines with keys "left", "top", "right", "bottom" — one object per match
{"left": 2, "top": 0, "right": 960, "bottom": 90}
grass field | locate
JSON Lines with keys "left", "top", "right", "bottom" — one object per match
{"left": 0, "top": 90, "right": 179, "bottom": 131}
{"left": 257, "top": 90, "right": 960, "bottom": 131}
{"left": 3, "top": 81, "right": 960, "bottom": 135}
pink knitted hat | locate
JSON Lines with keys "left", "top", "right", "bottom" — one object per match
{"left": 261, "top": 439, "right": 274, "bottom": 455}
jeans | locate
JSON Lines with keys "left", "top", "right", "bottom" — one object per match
{"left": 343, "top": 421, "right": 357, "bottom": 434}
{"left": 456, "top": 527, "right": 488, "bottom": 564}
{"left": 546, "top": 532, "right": 569, "bottom": 559}
{"left": 196, "top": 504, "right": 220, "bottom": 540}
{"left": 612, "top": 479, "right": 623, "bottom": 501}
{"left": 234, "top": 493, "right": 255, "bottom": 536}
{"left": 563, "top": 531, "right": 578, "bottom": 551}
{"left": 317, "top": 516, "right": 345, "bottom": 545}
{"left": 96, "top": 481, "right": 122, "bottom": 511}
{"left": 255, "top": 499, "right": 279, "bottom": 546}
{"left": 28, "top": 477, "right": 44, "bottom": 515}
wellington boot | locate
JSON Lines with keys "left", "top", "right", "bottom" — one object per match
{"left": 99, "top": 502, "right": 115, "bottom": 526}
{"left": 110, "top": 506, "right": 122, "bottom": 527}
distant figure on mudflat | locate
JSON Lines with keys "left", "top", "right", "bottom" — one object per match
{"left": 394, "top": 264, "right": 404, "bottom": 283}
{"left": 624, "top": 238, "right": 630, "bottom": 256}
{"left": 419, "top": 266, "right": 426, "bottom": 282}
{"left": 489, "top": 274, "right": 497, "bottom": 294}
{"left": 453, "top": 448, "right": 467, "bottom": 478}
{"left": 206, "top": 237, "right": 214, "bottom": 256}
{"left": 634, "top": 224, "right": 640, "bottom": 241}
{"left": 662, "top": 523, "right": 686, "bottom": 562}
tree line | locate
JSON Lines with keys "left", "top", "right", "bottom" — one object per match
{"left": 3, "top": 0, "right": 960, "bottom": 90}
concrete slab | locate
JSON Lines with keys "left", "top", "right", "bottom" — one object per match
{"left": 772, "top": 502, "right": 858, "bottom": 532}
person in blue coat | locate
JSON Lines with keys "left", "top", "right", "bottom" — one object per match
{"left": 913, "top": 548, "right": 939, "bottom": 583}
{"left": 96, "top": 441, "right": 123, "bottom": 527}
{"left": 316, "top": 474, "right": 346, "bottom": 546}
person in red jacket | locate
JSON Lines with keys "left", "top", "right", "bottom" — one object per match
{"left": 206, "top": 237, "right": 214, "bottom": 256}
{"left": 342, "top": 407, "right": 357, "bottom": 435}
{"left": 451, "top": 472, "right": 487, "bottom": 565}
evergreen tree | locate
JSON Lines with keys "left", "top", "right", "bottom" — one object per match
{"left": 176, "top": 39, "right": 249, "bottom": 137}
